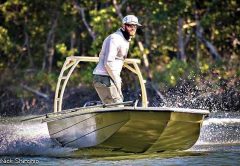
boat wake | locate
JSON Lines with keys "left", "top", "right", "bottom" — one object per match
{"left": 0, "top": 112, "right": 240, "bottom": 157}
{"left": 190, "top": 113, "right": 240, "bottom": 152}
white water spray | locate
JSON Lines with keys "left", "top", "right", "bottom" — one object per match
{"left": 0, "top": 119, "right": 75, "bottom": 157}
{"left": 189, "top": 112, "right": 240, "bottom": 152}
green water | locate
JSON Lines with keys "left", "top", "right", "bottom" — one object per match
{"left": 1, "top": 149, "right": 240, "bottom": 165}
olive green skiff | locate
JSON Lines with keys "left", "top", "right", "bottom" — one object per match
{"left": 46, "top": 56, "right": 209, "bottom": 153}
{"left": 47, "top": 106, "right": 208, "bottom": 153}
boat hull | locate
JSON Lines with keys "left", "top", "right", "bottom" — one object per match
{"left": 46, "top": 107, "right": 207, "bottom": 153}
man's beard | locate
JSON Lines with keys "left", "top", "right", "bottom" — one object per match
{"left": 120, "top": 28, "right": 131, "bottom": 41}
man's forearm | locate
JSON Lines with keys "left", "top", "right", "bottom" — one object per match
{"left": 105, "top": 63, "right": 123, "bottom": 97}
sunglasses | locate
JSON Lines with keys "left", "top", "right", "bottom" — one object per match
{"left": 125, "top": 24, "right": 137, "bottom": 28}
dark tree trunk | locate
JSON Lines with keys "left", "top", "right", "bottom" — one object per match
{"left": 177, "top": 17, "right": 186, "bottom": 62}
{"left": 42, "top": 13, "right": 58, "bottom": 72}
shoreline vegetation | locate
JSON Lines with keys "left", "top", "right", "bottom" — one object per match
{"left": 0, "top": 1, "right": 239, "bottom": 116}
{"left": 0, "top": 68, "right": 239, "bottom": 117}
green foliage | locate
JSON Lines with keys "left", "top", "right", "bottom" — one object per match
{"left": 0, "top": 68, "right": 58, "bottom": 98}
{"left": 56, "top": 44, "right": 78, "bottom": 56}
{"left": 33, "top": 71, "right": 58, "bottom": 91}
{"left": 155, "top": 58, "right": 189, "bottom": 87}
{"left": 0, "top": 26, "right": 13, "bottom": 57}
{"left": 69, "top": 63, "right": 95, "bottom": 86}
{"left": 89, "top": 6, "right": 120, "bottom": 55}
{"left": 78, "top": 64, "right": 95, "bottom": 84}
{"left": 0, "top": 0, "right": 239, "bottom": 95}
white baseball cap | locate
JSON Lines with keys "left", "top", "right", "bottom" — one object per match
{"left": 122, "top": 15, "right": 142, "bottom": 26}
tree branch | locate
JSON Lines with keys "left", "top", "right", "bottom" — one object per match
{"left": 74, "top": 2, "right": 96, "bottom": 40}
{"left": 112, "top": 0, "right": 123, "bottom": 19}
{"left": 194, "top": 0, "right": 221, "bottom": 61}
{"left": 21, "top": 84, "right": 49, "bottom": 100}
{"left": 42, "top": 11, "right": 58, "bottom": 72}
{"left": 196, "top": 26, "right": 221, "bottom": 61}
{"left": 24, "top": 18, "right": 33, "bottom": 67}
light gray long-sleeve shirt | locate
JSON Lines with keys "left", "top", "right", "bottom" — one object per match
{"left": 93, "top": 29, "right": 130, "bottom": 84}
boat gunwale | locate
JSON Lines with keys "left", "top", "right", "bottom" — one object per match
{"left": 43, "top": 106, "right": 209, "bottom": 123}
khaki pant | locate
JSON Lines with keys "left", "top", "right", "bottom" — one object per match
{"left": 93, "top": 75, "right": 123, "bottom": 104}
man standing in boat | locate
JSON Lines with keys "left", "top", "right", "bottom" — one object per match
{"left": 93, "top": 15, "right": 142, "bottom": 104}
